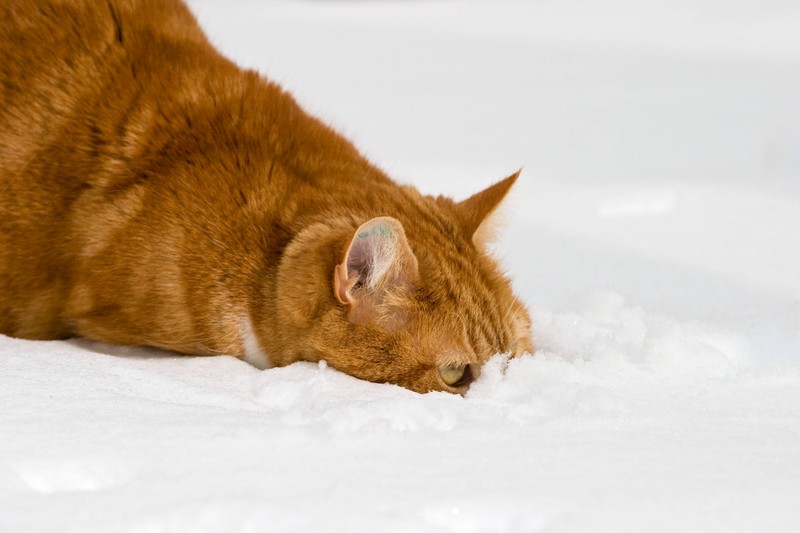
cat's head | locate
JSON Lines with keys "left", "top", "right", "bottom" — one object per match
{"left": 275, "top": 171, "right": 532, "bottom": 394}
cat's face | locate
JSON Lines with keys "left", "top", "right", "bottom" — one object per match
{"left": 276, "top": 171, "right": 532, "bottom": 394}
{"left": 325, "top": 274, "right": 533, "bottom": 394}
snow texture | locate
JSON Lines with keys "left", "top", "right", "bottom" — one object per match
{"left": 2, "top": 1, "right": 800, "bottom": 531}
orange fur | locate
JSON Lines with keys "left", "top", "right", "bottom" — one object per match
{"left": 0, "top": 0, "right": 532, "bottom": 393}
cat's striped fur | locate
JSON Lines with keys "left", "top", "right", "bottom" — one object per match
{"left": 0, "top": 0, "right": 532, "bottom": 393}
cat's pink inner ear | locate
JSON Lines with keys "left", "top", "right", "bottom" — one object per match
{"left": 456, "top": 169, "right": 521, "bottom": 243}
{"left": 333, "top": 217, "right": 418, "bottom": 306}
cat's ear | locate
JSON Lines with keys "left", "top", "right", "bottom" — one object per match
{"left": 334, "top": 217, "right": 419, "bottom": 311}
{"left": 456, "top": 169, "right": 521, "bottom": 246}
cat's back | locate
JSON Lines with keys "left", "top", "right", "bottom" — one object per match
{"left": 0, "top": 0, "right": 338, "bottom": 342}
{"left": 0, "top": 0, "right": 206, "bottom": 128}
{"left": 0, "top": 0, "right": 213, "bottom": 338}
{"left": 0, "top": 0, "right": 216, "bottom": 182}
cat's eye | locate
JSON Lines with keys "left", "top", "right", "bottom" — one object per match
{"left": 438, "top": 364, "right": 467, "bottom": 386}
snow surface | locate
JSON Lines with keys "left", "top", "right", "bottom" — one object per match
{"left": 2, "top": 1, "right": 800, "bottom": 531}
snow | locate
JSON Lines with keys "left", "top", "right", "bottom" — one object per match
{"left": 2, "top": 1, "right": 800, "bottom": 531}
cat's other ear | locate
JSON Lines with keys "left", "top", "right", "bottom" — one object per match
{"left": 334, "top": 217, "right": 419, "bottom": 322}
{"left": 456, "top": 169, "right": 521, "bottom": 246}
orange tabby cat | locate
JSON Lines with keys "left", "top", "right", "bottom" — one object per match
{"left": 0, "top": 0, "right": 532, "bottom": 393}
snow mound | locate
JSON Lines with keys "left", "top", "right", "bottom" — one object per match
{"left": 2, "top": 298, "right": 799, "bottom": 532}
{"left": 532, "top": 290, "right": 747, "bottom": 378}
{"left": 0, "top": 289, "right": 754, "bottom": 436}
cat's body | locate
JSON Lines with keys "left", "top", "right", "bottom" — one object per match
{"left": 0, "top": 0, "right": 532, "bottom": 392}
